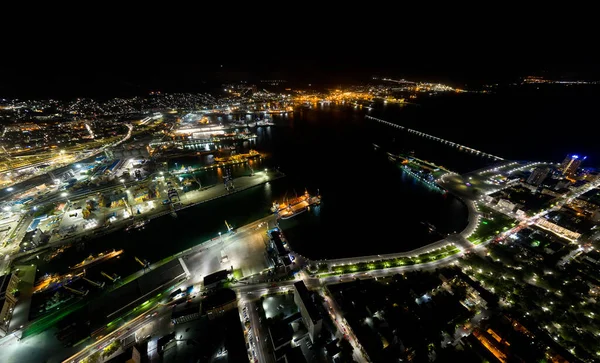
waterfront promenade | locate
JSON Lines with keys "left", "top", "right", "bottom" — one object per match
{"left": 315, "top": 178, "right": 481, "bottom": 268}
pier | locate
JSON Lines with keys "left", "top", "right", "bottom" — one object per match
{"left": 366, "top": 115, "right": 504, "bottom": 161}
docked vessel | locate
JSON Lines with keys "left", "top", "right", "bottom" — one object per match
{"left": 272, "top": 190, "right": 321, "bottom": 220}
{"left": 69, "top": 249, "right": 124, "bottom": 270}
{"left": 34, "top": 273, "right": 83, "bottom": 294}
{"left": 125, "top": 219, "right": 150, "bottom": 232}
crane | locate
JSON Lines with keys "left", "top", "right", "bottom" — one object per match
{"left": 225, "top": 220, "right": 233, "bottom": 233}
{"left": 64, "top": 285, "right": 89, "bottom": 296}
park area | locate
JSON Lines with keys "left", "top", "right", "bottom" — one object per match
{"left": 468, "top": 204, "right": 517, "bottom": 245}
{"left": 326, "top": 245, "right": 462, "bottom": 276}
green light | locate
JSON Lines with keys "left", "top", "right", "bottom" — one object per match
{"left": 143, "top": 300, "right": 150, "bottom": 306}
{"left": 482, "top": 221, "right": 488, "bottom": 225}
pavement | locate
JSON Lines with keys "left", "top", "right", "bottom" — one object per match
{"left": 184, "top": 214, "right": 277, "bottom": 286}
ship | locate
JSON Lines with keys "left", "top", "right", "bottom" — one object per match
{"left": 421, "top": 221, "right": 437, "bottom": 234}
{"left": 272, "top": 190, "right": 321, "bottom": 220}
{"left": 69, "top": 249, "right": 124, "bottom": 270}
{"left": 34, "top": 273, "right": 83, "bottom": 294}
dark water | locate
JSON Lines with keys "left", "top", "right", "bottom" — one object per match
{"left": 369, "top": 85, "right": 600, "bottom": 165}
{"left": 36, "top": 86, "right": 600, "bottom": 274}
{"left": 35, "top": 104, "right": 472, "bottom": 275}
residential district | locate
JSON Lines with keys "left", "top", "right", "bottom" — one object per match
{"left": 0, "top": 79, "right": 600, "bottom": 363}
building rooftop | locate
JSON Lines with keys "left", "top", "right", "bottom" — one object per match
{"left": 203, "top": 288, "right": 236, "bottom": 311}
{"left": 294, "top": 281, "right": 321, "bottom": 324}
{"left": 7, "top": 265, "right": 36, "bottom": 333}
{"left": 0, "top": 274, "right": 11, "bottom": 296}
{"left": 172, "top": 303, "right": 201, "bottom": 320}
{"left": 284, "top": 347, "right": 307, "bottom": 363}
{"left": 203, "top": 270, "right": 230, "bottom": 287}
{"left": 545, "top": 210, "right": 596, "bottom": 234}
{"left": 271, "top": 231, "right": 287, "bottom": 257}
{"left": 325, "top": 339, "right": 341, "bottom": 358}
{"left": 268, "top": 319, "right": 294, "bottom": 350}
{"left": 281, "top": 255, "right": 293, "bottom": 267}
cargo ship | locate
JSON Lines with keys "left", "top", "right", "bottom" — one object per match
{"left": 214, "top": 150, "right": 262, "bottom": 164}
{"left": 272, "top": 190, "right": 321, "bottom": 220}
{"left": 69, "top": 249, "right": 124, "bottom": 271}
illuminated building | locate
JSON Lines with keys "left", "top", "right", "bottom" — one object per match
{"left": 560, "top": 154, "right": 584, "bottom": 176}
{"left": 527, "top": 166, "right": 550, "bottom": 186}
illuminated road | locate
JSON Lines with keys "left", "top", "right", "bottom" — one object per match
{"left": 62, "top": 305, "right": 163, "bottom": 363}
{"left": 320, "top": 290, "right": 369, "bottom": 363}
{"left": 4, "top": 153, "right": 599, "bottom": 362}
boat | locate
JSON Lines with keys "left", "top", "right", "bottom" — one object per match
{"left": 279, "top": 207, "right": 308, "bottom": 220}
{"left": 34, "top": 273, "right": 83, "bottom": 294}
{"left": 125, "top": 219, "right": 150, "bottom": 232}
{"left": 421, "top": 221, "right": 437, "bottom": 233}
{"left": 69, "top": 249, "right": 124, "bottom": 270}
{"left": 273, "top": 190, "right": 321, "bottom": 220}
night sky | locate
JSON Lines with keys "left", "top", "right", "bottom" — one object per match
{"left": 1, "top": 62, "right": 598, "bottom": 99}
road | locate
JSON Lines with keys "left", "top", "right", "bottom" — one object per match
{"left": 51, "top": 194, "right": 503, "bottom": 363}
{"left": 60, "top": 248, "right": 470, "bottom": 363}
{"left": 238, "top": 297, "right": 272, "bottom": 363}
{"left": 320, "top": 289, "right": 369, "bottom": 363}
{"left": 6, "top": 156, "right": 599, "bottom": 362}
{"left": 62, "top": 305, "right": 163, "bottom": 363}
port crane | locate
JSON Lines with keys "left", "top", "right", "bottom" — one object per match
{"left": 135, "top": 256, "right": 148, "bottom": 268}
{"left": 135, "top": 256, "right": 151, "bottom": 273}
{"left": 225, "top": 220, "right": 234, "bottom": 233}
{"left": 101, "top": 271, "right": 120, "bottom": 283}
{"left": 82, "top": 271, "right": 105, "bottom": 288}
{"left": 64, "top": 285, "right": 89, "bottom": 296}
